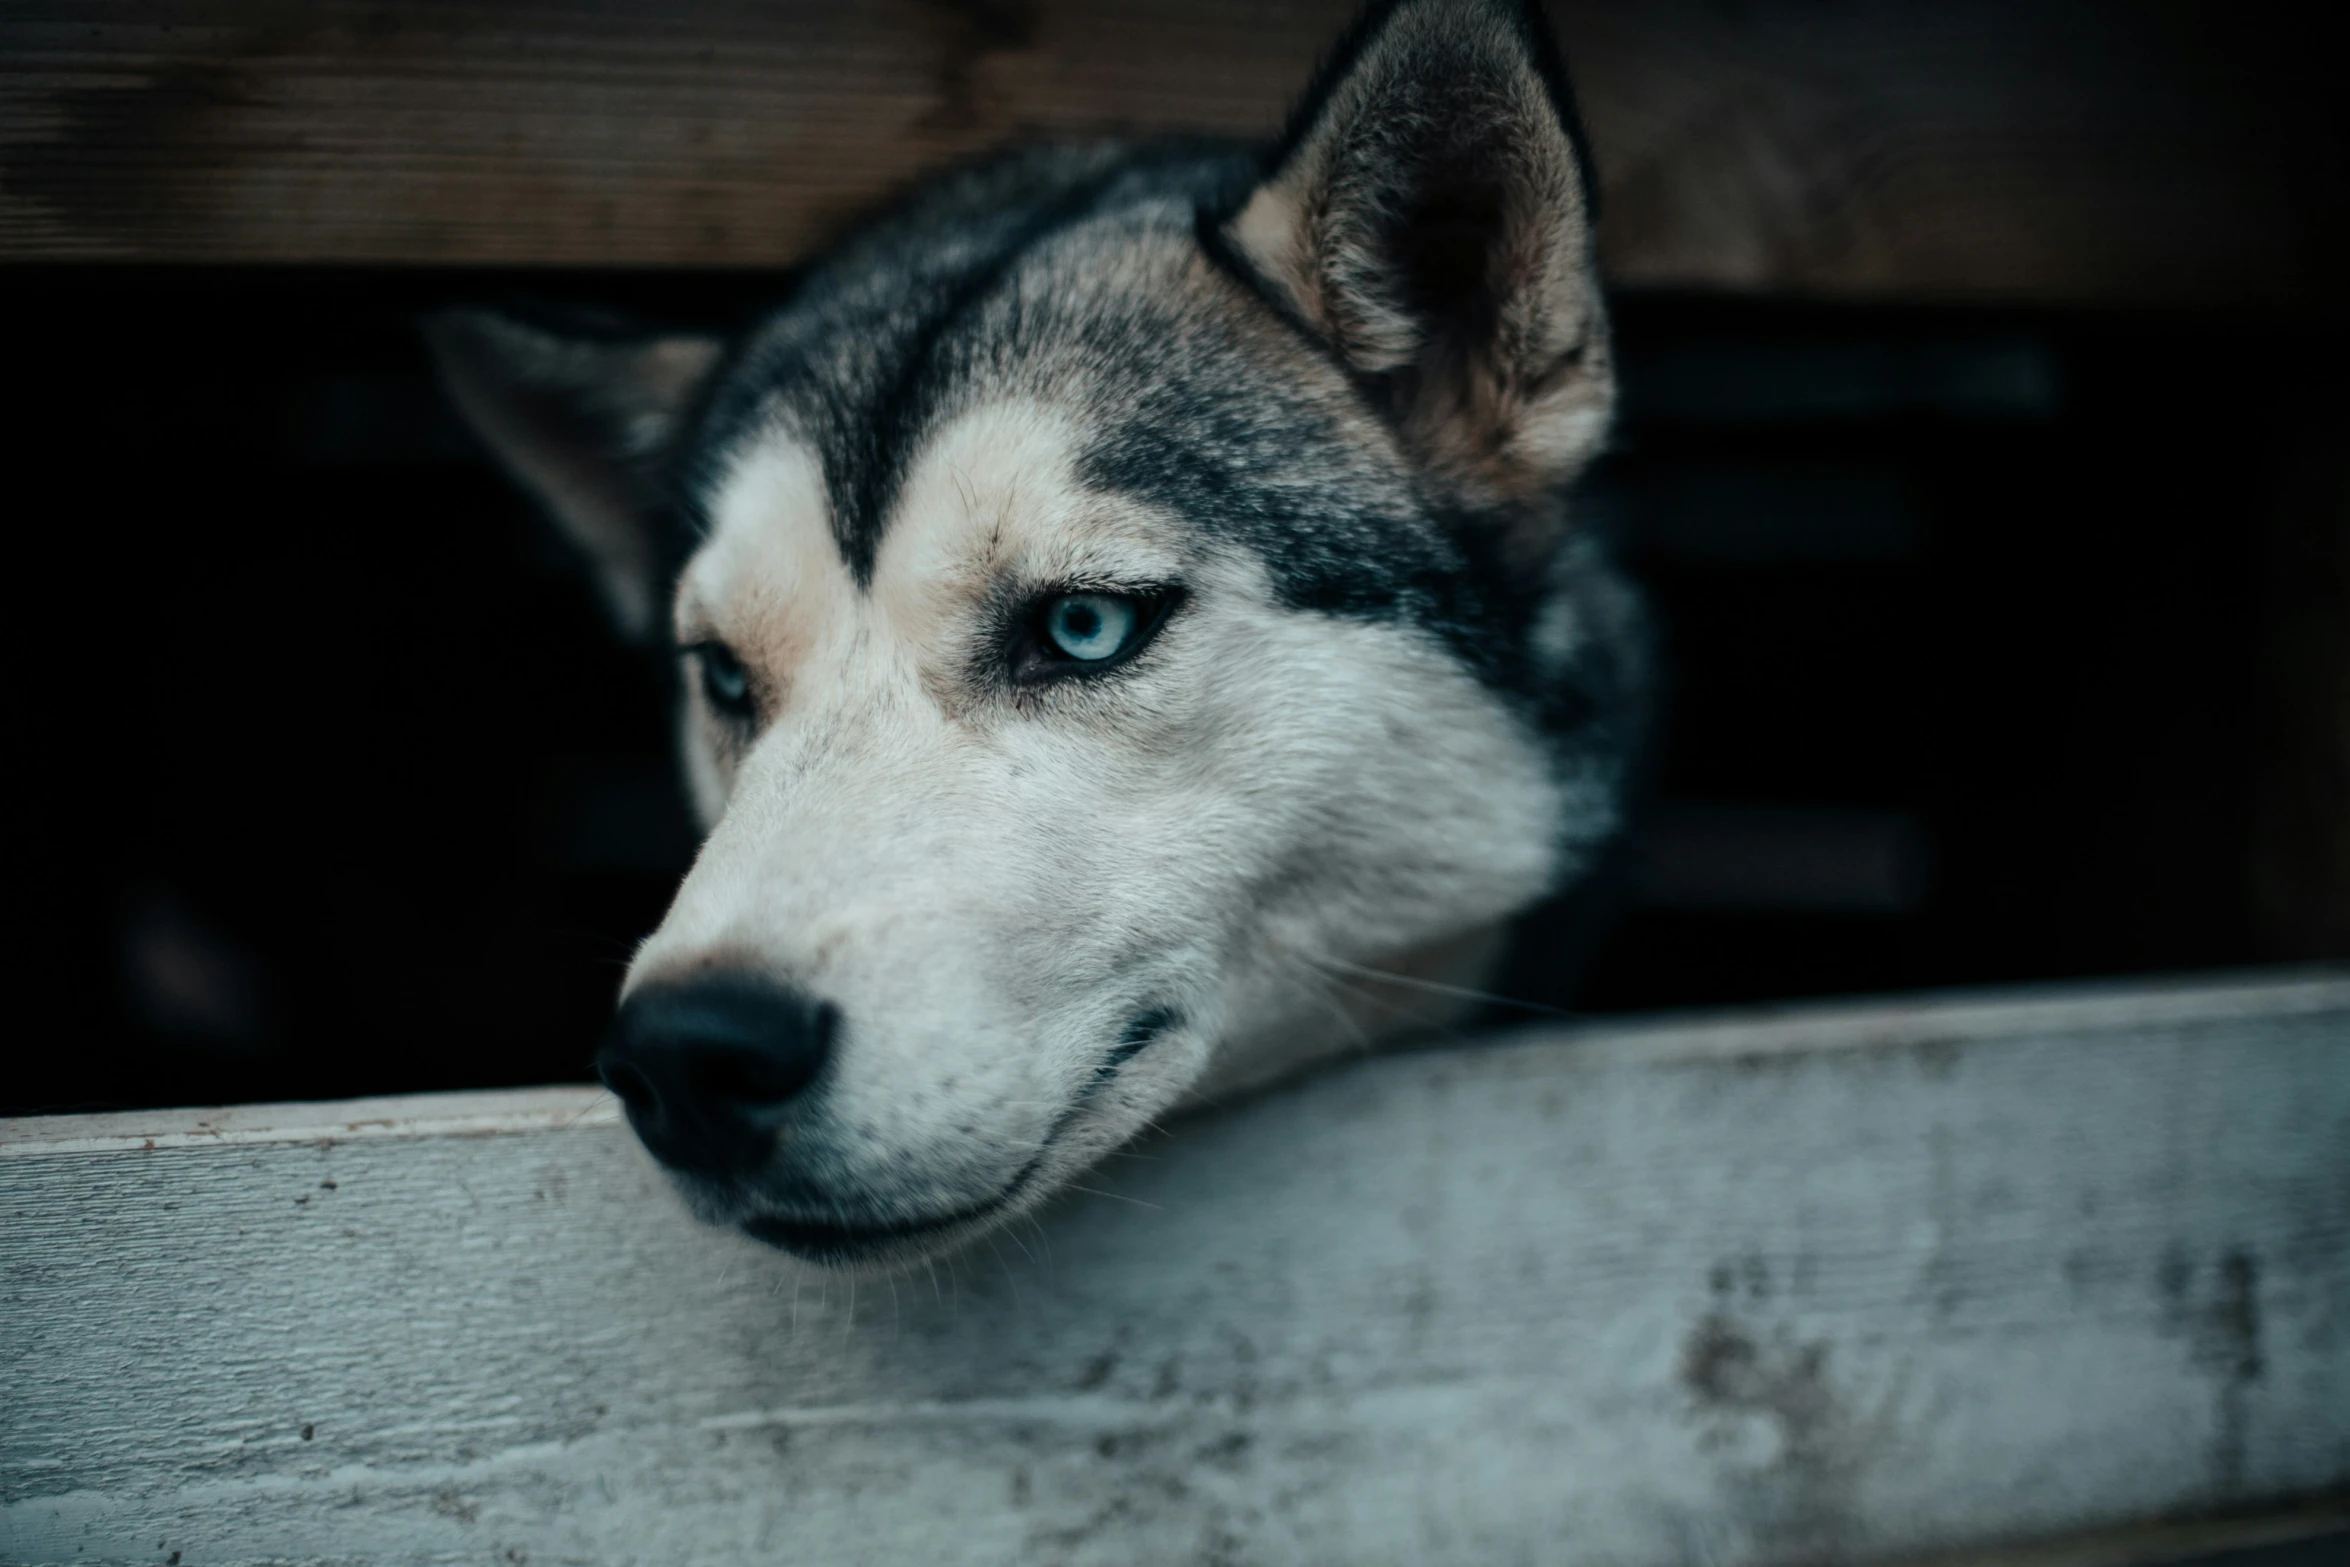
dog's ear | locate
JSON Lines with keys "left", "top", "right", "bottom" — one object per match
{"left": 1224, "top": 0, "right": 1611, "bottom": 537}
{"left": 426, "top": 309, "right": 723, "bottom": 641}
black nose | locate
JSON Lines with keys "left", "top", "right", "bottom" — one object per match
{"left": 597, "top": 976, "right": 838, "bottom": 1179}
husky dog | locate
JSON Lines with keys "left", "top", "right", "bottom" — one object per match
{"left": 429, "top": 0, "right": 1646, "bottom": 1269}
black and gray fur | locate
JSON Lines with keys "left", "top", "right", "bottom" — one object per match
{"left": 431, "top": 0, "right": 1649, "bottom": 1270}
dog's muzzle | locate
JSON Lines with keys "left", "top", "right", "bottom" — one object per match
{"left": 596, "top": 975, "right": 836, "bottom": 1181}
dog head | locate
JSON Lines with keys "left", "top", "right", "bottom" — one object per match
{"left": 430, "top": 0, "right": 1641, "bottom": 1268}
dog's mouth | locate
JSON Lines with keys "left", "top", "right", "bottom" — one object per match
{"left": 739, "top": 1163, "right": 1038, "bottom": 1263}
{"left": 729, "top": 1006, "right": 1183, "bottom": 1264}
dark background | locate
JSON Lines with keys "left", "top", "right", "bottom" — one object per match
{"left": 7, "top": 270, "right": 2344, "bottom": 1115}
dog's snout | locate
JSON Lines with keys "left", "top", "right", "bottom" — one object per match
{"left": 598, "top": 977, "right": 838, "bottom": 1179}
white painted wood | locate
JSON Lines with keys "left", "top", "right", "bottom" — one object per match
{"left": 3, "top": 970, "right": 2346, "bottom": 1567}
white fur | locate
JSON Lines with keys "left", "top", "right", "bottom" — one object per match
{"left": 625, "top": 401, "right": 1579, "bottom": 1265}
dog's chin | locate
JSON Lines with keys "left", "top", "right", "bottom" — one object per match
{"left": 663, "top": 1042, "right": 1200, "bottom": 1271}
{"left": 692, "top": 1137, "right": 1055, "bottom": 1272}
{"left": 737, "top": 1193, "right": 1021, "bottom": 1270}
{"left": 723, "top": 1104, "right": 1168, "bottom": 1271}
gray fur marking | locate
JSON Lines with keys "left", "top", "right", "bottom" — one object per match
{"left": 684, "top": 130, "right": 1642, "bottom": 756}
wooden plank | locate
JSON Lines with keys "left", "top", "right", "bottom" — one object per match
{"left": 2, "top": 970, "right": 2346, "bottom": 1566}
{"left": 2, "top": 1, "right": 2343, "bottom": 308}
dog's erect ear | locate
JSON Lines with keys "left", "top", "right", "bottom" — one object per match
{"left": 426, "top": 309, "right": 723, "bottom": 641}
{"left": 1225, "top": 0, "right": 1611, "bottom": 527}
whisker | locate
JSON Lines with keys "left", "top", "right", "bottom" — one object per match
{"left": 1064, "top": 1183, "right": 1163, "bottom": 1212}
{"left": 1021, "top": 1211, "right": 1056, "bottom": 1270}
{"left": 1274, "top": 958, "right": 1375, "bottom": 1056}
{"left": 1301, "top": 951, "right": 1572, "bottom": 1019}
{"left": 985, "top": 1234, "right": 1026, "bottom": 1317}
{"left": 1307, "top": 961, "right": 1479, "bottom": 1043}
{"left": 1291, "top": 946, "right": 1537, "bottom": 1059}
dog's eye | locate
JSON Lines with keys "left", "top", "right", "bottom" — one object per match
{"left": 1040, "top": 594, "right": 1141, "bottom": 662}
{"left": 690, "top": 643, "right": 755, "bottom": 720}
{"left": 1009, "top": 586, "right": 1179, "bottom": 685}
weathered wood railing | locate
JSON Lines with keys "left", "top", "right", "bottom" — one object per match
{"left": 4, "top": 970, "right": 2345, "bottom": 1565}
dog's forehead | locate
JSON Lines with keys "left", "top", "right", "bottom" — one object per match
{"left": 680, "top": 167, "right": 1455, "bottom": 660}
{"left": 695, "top": 192, "right": 1232, "bottom": 587}
{"left": 873, "top": 401, "right": 1185, "bottom": 614}
{"left": 682, "top": 206, "right": 1253, "bottom": 625}
{"left": 682, "top": 397, "right": 1190, "bottom": 669}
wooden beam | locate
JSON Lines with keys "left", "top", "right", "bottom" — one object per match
{"left": 1, "top": 1, "right": 2343, "bottom": 308}
{"left": 3, "top": 971, "right": 2346, "bottom": 1565}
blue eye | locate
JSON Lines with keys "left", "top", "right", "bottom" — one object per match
{"left": 1041, "top": 593, "right": 1140, "bottom": 662}
{"left": 692, "top": 643, "right": 754, "bottom": 718}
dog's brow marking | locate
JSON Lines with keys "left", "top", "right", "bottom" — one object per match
{"left": 866, "top": 400, "right": 1112, "bottom": 677}
{"left": 800, "top": 163, "right": 1144, "bottom": 588}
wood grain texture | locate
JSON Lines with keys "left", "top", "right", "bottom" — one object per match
{"left": 2, "top": 971, "right": 2347, "bottom": 1566}
{"left": 2, "top": 1, "right": 2345, "bottom": 307}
